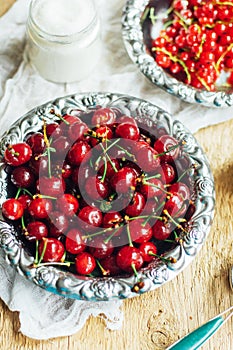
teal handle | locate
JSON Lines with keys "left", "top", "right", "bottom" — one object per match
{"left": 167, "top": 316, "right": 224, "bottom": 350}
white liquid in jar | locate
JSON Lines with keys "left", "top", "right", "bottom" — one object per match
{"left": 26, "top": 0, "right": 101, "bottom": 83}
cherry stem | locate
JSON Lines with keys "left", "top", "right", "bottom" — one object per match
{"left": 104, "top": 226, "right": 122, "bottom": 244}
{"left": 100, "top": 155, "right": 108, "bottom": 183}
{"left": 9, "top": 149, "right": 19, "bottom": 157}
{"left": 126, "top": 224, "right": 134, "bottom": 247}
{"left": 105, "top": 152, "right": 118, "bottom": 173}
{"left": 15, "top": 187, "right": 22, "bottom": 199}
{"left": 34, "top": 240, "right": 39, "bottom": 265}
{"left": 177, "top": 163, "right": 197, "bottom": 182}
{"left": 95, "top": 139, "right": 120, "bottom": 169}
{"left": 33, "top": 194, "right": 57, "bottom": 200}
{"left": 37, "top": 238, "right": 48, "bottom": 265}
{"left": 96, "top": 259, "right": 110, "bottom": 276}
{"left": 126, "top": 214, "right": 161, "bottom": 221}
{"left": 163, "top": 209, "right": 188, "bottom": 233}
{"left": 82, "top": 227, "right": 113, "bottom": 240}
{"left": 53, "top": 113, "right": 70, "bottom": 125}
{"left": 21, "top": 215, "right": 26, "bottom": 230}
{"left": 131, "top": 263, "right": 139, "bottom": 279}
{"left": 148, "top": 252, "right": 177, "bottom": 264}
{"left": 154, "top": 143, "right": 180, "bottom": 158}
{"left": 142, "top": 180, "right": 171, "bottom": 195}
{"left": 105, "top": 138, "right": 135, "bottom": 159}
{"left": 43, "top": 119, "right": 52, "bottom": 178}
{"left": 143, "top": 174, "right": 161, "bottom": 181}
{"left": 22, "top": 188, "right": 34, "bottom": 197}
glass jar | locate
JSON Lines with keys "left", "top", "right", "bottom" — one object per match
{"left": 26, "top": 0, "right": 101, "bottom": 83}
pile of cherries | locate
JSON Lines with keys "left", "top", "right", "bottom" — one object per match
{"left": 143, "top": 0, "right": 233, "bottom": 91}
{"left": 1, "top": 105, "right": 195, "bottom": 283}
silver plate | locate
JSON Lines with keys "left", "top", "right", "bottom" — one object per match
{"left": 122, "top": 0, "right": 233, "bottom": 107}
{"left": 0, "top": 92, "right": 215, "bottom": 301}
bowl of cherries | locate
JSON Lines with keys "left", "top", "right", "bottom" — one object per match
{"left": 0, "top": 92, "right": 215, "bottom": 301}
{"left": 122, "top": 0, "right": 233, "bottom": 107}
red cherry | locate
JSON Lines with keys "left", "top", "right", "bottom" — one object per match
{"left": 2, "top": 198, "right": 24, "bottom": 220}
{"left": 115, "top": 123, "right": 140, "bottom": 141}
{"left": 111, "top": 167, "right": 137, "bottom": 194}
{"left": 61, "top": 162, "right": 72, "bottom": 178}
{"left": 11, "top": 166, "right": 35, "bottom": 188}
{"left": 128, "top": 219, "right": 153, "bottom": 244}
{"left": 26, "top": 221, "right": 48, "bottom": 240}
{"left": 4, "top": 143, "right": 32, "bottom": 166}
{"left": 152, "top": 220, "right": 172, "bottom": 240}
{"left": 78, "top": 206, "right": 103, "bottom": 230}
{"left": 75, "top": 252, "right": 96, "bottom": 275}
{"left": 164, "top": 193, "right": 185, "bottom": 216}
{"left": 98, "top": 158, "right": 120, "bottom": 179}
{"left": 48, "top": 211, "right": 69, "bottom": 237}
{"left": 89, "top": 237, "right": 114, "bottom": 260}
{"left": 26, "top": 132, "right": 45, "bottom": 154}
{"left": 45, "top": 123, "right": 62, "bottom": 138}
{"left": 125, "top": 192, "right": 145, "bottom": 217}
{"left": 140, "top": 178, "right": 164, "bottom": 200}
{"left": 136, "top": 146, "right": 160, "bottom": 173}
{"left": 28, "top": 197, "right": 53, "bottom": 219}
{"left": 29, "top": 155, "right": 48, "bottom": 176}
{"left": 154, "top": 135, "right": 180, "bottom": 163}
{"left": 90, "top": 126, "right": 113, "bottom": 146}
{"left": 52, "top": 136, "right": 71, "bottom": 156}
{"left": 60, "top": 114, "right": 82, "bottom": 133}
{"left": 65, "top": 228, "right": 86, "bottom": 255}
{"left": 67, "top": 140, "right": 91, "bottom": 166}
{"left": 103, "top": 211, "right": 123, "bottom": 228}
{"left": 100, "top": 255, "right": 122, "bottom": 276}
{"left": 38, "top": 238, "right": 65, "bottom": 262}
{"left": 91, "top": 108, "right": 116, "bottom": 126}
{"left": 116, "top": 115, "right": 137, "bottom": 125}
{"left": 169, "top": 182, "right": 191, "bottom": 201}
{"left": 161, "top": 163, "right": 176, "bottom": 183}
{"left": 116, "top": 246, "right": 143, "bottom": 273}
{"left": 68, "top": 122, "right": 89, "bottom": 142}
{"left": 17, "top": 194, "right": 32, "bottom": 210}
{"left": 38, "top": 176, "right": 66, "bottom": 197}
{"left": 84, "top": 176, "right": 110, "bottom": 200}
{"left": 56, "top": 194, "right": 79, "bottom": 216}
{"left": 139, "top": 242, "right": 157, "bottom": 262}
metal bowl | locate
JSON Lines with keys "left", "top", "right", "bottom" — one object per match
{"left": 122, "top": 0, "right": 233, "bottom": 108}
{"left": 0, "top": 92, "right": 215, "bottom": 301}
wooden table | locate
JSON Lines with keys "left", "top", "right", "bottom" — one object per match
{"left": 0, "top": 2, "right": 233, "bottom": 349}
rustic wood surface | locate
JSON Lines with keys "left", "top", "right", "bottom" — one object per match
{"left": 0, "top": 0, "right": 15, "bottom": 16}
{"left": 0, "top": 1, "right": 233, "bottom": 349}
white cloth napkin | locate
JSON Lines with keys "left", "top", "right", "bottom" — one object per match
{"left": 0, "top": 0, "right": 232, "bottom": 340}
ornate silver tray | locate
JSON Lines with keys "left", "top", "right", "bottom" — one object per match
{"left": 122, "top": 0, "right": 233, "bottom": 108}
{"left": 0, "top": 92, "right": 215, "bottom": 301}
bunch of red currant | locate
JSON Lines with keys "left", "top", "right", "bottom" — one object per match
{"left": 143, "top": 0, "right": 233, "bottom": 91}
{"left": 1, "top": 106, "right": 195, "bottom": 281}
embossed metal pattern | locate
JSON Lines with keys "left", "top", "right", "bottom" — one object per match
{"left": 0, "top": 92, "right": 215, "bottom": 301}
{"left": 122, "top": 0, "right": 233, "bottom": 107}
